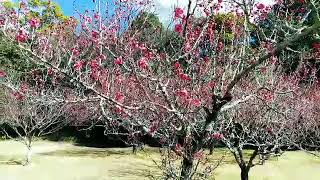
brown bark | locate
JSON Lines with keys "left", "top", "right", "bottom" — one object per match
{"left": 180, "top": 157, "right": 194, "bottom": 180}
{"left": 240, "top": 167, "right": 249, "bottom": 180}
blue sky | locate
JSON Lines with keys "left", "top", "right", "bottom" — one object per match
{"left": 53, "top": 0, "right": 96, "bottom": 16}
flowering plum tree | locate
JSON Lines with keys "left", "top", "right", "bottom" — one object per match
{"left": 1, "top": 0, "right": 320, "bottom": 178}
{"left": 217, "top": 67, "right": 320, "bottom": 180}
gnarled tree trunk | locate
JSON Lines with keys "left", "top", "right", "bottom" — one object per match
{"left": 240, "top": 166, "right": 249, "bottom": 180}
{"left": 180, "top": 157, "right": 194, "bottom": 180}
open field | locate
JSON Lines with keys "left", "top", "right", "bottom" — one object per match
{"left": 0, "top": 140, "right": 319, "bottom": 180}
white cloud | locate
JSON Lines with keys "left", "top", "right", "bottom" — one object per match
{"left": 151, "top": 0, "right": 195, "bottom": 24}
{"left": 150, "top": 0, "right": 177, "bottom": 23}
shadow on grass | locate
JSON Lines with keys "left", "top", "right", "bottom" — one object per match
{"left": 38, "top": 148, "right": 161, "bottom": 179}
{"left": 0, "top": 156, "right": 23, "bottom": 165}
{"left": 207, "top": 149, "right": 279, "bottom": 165}
{"left": 108, "top": 164, "right": 161, "bottom": 180}
{"left": 38, "top": 148, "right": 134, "bottom": 158}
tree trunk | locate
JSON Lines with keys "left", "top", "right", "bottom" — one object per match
{"left": 132, "top": 144, "right": 137, "bottom": 154}
{"left": 240, "top": 167, "right": 249, "bottom": 180}
{"left": 180, "top": 157, "right": 194, "bottom": 180}
{"left": 209, "top": 141, "right": 214, "bottom": 155}
{"left": 24, "top": 136, "right": 32, "bottom": 166}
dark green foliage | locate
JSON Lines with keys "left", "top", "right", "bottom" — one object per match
{"left": 0, "top": 34, "right": 36, "bottom": 81}
{"left": 131, "top": 12, "right": 162, "bottom": 30}
{"left": 129, "top": 12, "right": 183, "bottom": 57}
{"left": 255, "top": 1, "right": 320, "bottom": 76}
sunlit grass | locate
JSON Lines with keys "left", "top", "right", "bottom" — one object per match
{"left": 214, "top": 151, "right": 320, "bottom": 180}
{"left": 0, "top": 140, "right": 319, "bottom": 180}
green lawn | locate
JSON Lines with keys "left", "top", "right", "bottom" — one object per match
{"left": 0, "top": 140, "right": 319, "bottom": 180}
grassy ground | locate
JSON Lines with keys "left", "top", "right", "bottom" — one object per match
{"left": 0, "top": 140, "right": 319, "bottom": 180}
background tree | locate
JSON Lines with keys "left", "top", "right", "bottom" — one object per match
{"left": 217, "top": 68, "right": 320, "bottom": 180}
{"left": 0, "top": 84, "right": 69, "bottom": 165}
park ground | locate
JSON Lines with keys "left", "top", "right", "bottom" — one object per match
{"left": 0, "top": 140, "right": 319, "bottom": 180}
